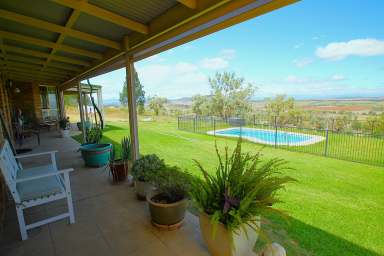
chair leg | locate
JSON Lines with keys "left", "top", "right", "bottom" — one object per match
{"left": 15, "top": 205, "right": 28, "bottom": 240}
{"left": 66, "top": 193, "right": 75, "bottom": 224}
{"left": 64, "top": 172, "right": 75, "bottom": 224}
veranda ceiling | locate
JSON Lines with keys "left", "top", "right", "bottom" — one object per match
{"left": 0, "top": 0, "right": 297, "bottom": 88}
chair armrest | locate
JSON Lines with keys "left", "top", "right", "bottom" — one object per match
{"left": 15, "top": 150, "right": 58, "bottom": 159}
{"left": 16, "top": 168, "right": 74, "bottom": 183}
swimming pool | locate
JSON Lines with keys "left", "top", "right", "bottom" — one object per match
{"left": 208, "top": 127, "right": 324, "bottom": 146}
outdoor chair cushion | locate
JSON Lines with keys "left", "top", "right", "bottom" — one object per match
{"left": 16, "top": 164, "right": 64, "bottom": 202}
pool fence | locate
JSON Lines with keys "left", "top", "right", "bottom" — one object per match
{"left": 177, "top": 115, "right": 384, "bottom": 166}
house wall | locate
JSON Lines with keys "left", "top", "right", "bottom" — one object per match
{"left": 0, "top": 77, "right": 13, "bottom": 143}
{"left": 9, "top": 82, "right": 45, "bottom": 123}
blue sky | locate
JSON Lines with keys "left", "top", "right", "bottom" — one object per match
{"left": 88, "top": 0, "right": 384, "bottom": 101}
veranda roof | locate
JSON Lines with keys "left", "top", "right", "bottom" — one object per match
{"left": 0, "top": 0, "right": 297, "bottom": 89}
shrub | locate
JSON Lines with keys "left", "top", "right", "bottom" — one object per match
{"left": 148, "top": 165, "right": 192, "bottom": 203}
{"left": 59, "top": 117, "right": 70, "bottom": 130}
{"left": 131, "top": 154, "right": 165, "bottom": 182}
{"left": 190, "top": 139, "right": 297, "bottom": 252}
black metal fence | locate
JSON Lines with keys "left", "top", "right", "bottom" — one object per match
{"left": 177, "top": 115, "right": 384, "bottom": 166}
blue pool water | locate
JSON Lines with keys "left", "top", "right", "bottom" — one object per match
{"left": 212, "top": 127, "right": 323, "bottom": 145}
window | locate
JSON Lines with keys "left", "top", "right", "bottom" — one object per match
{"left": 40, "top": 86, "right": 58, "bottom": 121}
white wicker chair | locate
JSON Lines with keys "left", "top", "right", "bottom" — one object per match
{"left": 0, "top": 140, "right": 75, "bottom": 240}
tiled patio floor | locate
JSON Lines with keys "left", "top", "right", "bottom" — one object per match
{"left": 0, "top": 131, "right": 209, "bottom": 256}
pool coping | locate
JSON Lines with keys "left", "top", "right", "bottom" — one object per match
{"left": 207, "top": 127, "right": 325, "bottom": 146}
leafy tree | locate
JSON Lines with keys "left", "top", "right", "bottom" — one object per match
{"left": 120, "top": 69, "right": 146, "bottom": 114}
{"left": 191, "top": 72, "right": 254, "bottom": 118}
{"left": 191, "top": 94, "right": 211, "bottom": 116}
{"left": 209, "top": 72, "right": 255, "bottom": 118}
{"left": 148, "top": 96, "right": 167, "bottom": 116}
{"left": 265, "top": 95, "right": 301, "bottom": 126}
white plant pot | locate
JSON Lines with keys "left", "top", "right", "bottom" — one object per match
{"left": 135, "top": 181, "right": 155, "bottom": 200}
{"left": 60, "top": 129, "right": 70, "bottom": 138}
{"left": 199, "top": 213, "right": 260, "bottom": 256}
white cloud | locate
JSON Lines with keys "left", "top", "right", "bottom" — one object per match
{"left": 136, "top": 62, "right": 209, "bottom": 98}
{"left": 200, "top": 57, "right": 229, "bottom": 70}
{"left": 331, "top": 74, "right": 345, "bottom": 81}
{"left": 292, "top": 58, "right": 313, "bottom": 68}
{"left": 219, "top": 48, "right": 236, "bottom": 60}
{"left": 285, "top": 75, "right": 307, "bottom": 83}
{"left": 293, "top": 43, "right": 303, "bottom": 49}
{"left": 316, "top": 38, "right": 384, "bottom": 60}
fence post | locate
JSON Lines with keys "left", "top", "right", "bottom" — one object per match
{"left": 177, "top": 116, "right": 180, "bottom": 129}
{"left": 274, "top": 116, "right": 278, "bottom": 148}
{"left": 213, "top": 119, "right": 216, "bottom": 136}
{"left": 193, "top": 116, "right": 196, "bottom": 133}
{"left": 324, "top": 128, "right": 329, "bottom": 156}
{"left": 253, "top": 114, "right": 256, "bottom": 126}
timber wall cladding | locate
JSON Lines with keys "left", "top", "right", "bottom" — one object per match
{"left": 0, "top": 78, "right": 13, "bottom": 142}
{"left": 10, "top": 82, "right": 42, "bottom": 122}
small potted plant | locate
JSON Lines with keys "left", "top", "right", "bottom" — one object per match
{"left": 190, "top": 139, "right": 296, "bottom": 256}
{"left": 59, "top": 117, "right": 70, "bottom": 138}
{"left": 131, "top": 154, "right": 165, "bottom": 200}
{"left": 146, "top": 166, "right": 191, "bottom": 229}
{"left": 108, "top": 137, "right": 131, "bottom": 183}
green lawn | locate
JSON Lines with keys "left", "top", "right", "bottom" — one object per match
{"left": 75, "top": 118, "right": 384, "bottom": 256}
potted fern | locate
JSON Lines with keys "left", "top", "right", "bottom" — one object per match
{"left": 190, "top": 139, "right": 295, "bottom": 256}
{"left": 109, "top": 136, "right": 131, "bottom": 183}
{"left": 131, "top": 154, "right": 165, "bottom": 200}
{"left": 146, "top": 166, "right": 191, "bottom": 229}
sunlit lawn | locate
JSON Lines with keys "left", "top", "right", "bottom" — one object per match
{"left": 73, "top": 116, "right": 384, "bottom": 256}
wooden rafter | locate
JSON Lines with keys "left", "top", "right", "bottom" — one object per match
{"left": 52, "top": 0, "right": 149, "bottom": 34}
{"left": 0, "top": 9, "right": 121, "bottom": 50}
{"left": 0, "top": 30, "right": 103, "bottom": 60}
{"left": 5, "top": 73, "right": 60, "bottom": 84}
{"left": 0, "top": 65, "right": 69, "bottom": 79}
{"left": 2, "top": 53, "right": 80, "bottom": 73}
{"left": 0, "top": 57, "right": 73, "bottom": 76}
{"left": 41, "top": 8, "right": 82, "bottom": 71}
{"left": 177, "top": 0, "right": 197, "bottom": 9}
{"left": 4, "top": 45, "right": 90, "bottom": 67}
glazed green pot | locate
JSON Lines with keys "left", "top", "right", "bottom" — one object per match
{"left": 146, "top": 191, "right": 188, "bottom": 226}
{"left": 80, "top": 143, "right": 112, "bottom": 167}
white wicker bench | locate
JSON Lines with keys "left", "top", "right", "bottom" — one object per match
{"left": 0, "top": 140, "right": 75, "bottom": 240}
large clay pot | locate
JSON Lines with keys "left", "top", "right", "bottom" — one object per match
{"left": 199, "top": 213, "right": 259, "bottom": 256}
{"left": 147, "top": 191, "right": 188, "bottom": 228}
{"left": 135, "top": 180, "right": 154, "bottom": 200}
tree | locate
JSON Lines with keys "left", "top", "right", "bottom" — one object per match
{"left": 148, "top": 96, "right": 167, "bottom": 116}
{"left": 119, "top": 69, "right": 146, "bottom": 114}
{"left": 191, "top": 72, "right": 255, "bottom": 118}
{"left": 191, "top": 95, "right": 211, "bottom": 116}
{"left": 264, "top": 95, "right": 301, "bottom": 126}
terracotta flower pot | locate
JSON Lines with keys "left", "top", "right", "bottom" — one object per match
{"left": 199, "top": 213, "right": 260, "bottom": 256}
{"left": 147, "top": 191, "right": 188, "bottom": 229}
{"left": 110, "top": 160, "right": 128, "bottom": 182}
